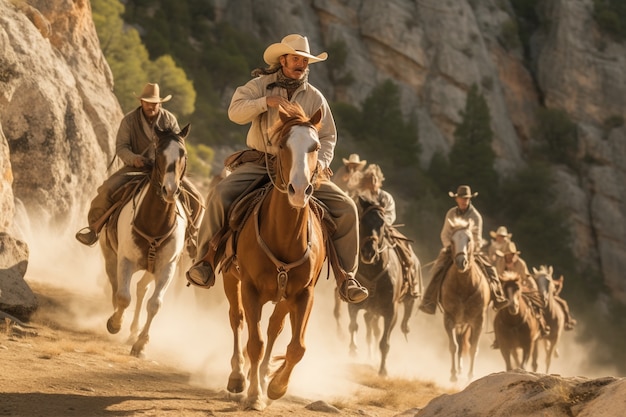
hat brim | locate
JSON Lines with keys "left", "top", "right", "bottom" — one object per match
{"left": 135, "top": 94, "right": 172, "bottom": 103}
{"left": 263, "top": 43, "right": 328, "bottom": 65}
{"left": 490, "top": 231, "right": 512, "bottom": 238}
{"left": 448, "top": 191, "right": 478, "bottom": 198}
{"left": 342, "top": 158, "right": 366, "bottom": 167}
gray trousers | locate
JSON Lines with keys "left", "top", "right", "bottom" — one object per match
{"left": 196, "top": 162, "right": 359, "bottom": 274}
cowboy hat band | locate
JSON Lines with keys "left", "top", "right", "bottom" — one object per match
{"left": 342, "top": 153, "right": 366, "bottom": 166}
{"left": 448, "top": 185, "right": 478, "bottom": 198}
{"left": 263, "top": 34, "right": 328, "bottom": 66}
{"left": 135, "top": 83, "right": 172, "bottom": 103}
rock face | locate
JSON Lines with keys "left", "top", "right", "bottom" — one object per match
{"left": 0, "top": 0, "right": 121, "bottom": 312}
{"left": 214, "top": 0, "right": 626, "bottom": 302}
{"left": 416, "top": 370, "right": 626, "bottom": 417}
{"left": 0, "top": 0, "right": 121, "bottom": 229}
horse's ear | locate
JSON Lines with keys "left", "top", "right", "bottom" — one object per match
{"left": 179, "top": 124, "right": 191, "bottom": 140}
{"left": 310, "top": 107, "right": 323, "bottom": 127}
{"left": 532, "top": 266, "right": 538, "bottom": 274}
{"left": 548, "top": 265, "right": 553, "bottom": 275}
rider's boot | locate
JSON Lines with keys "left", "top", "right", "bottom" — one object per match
{"left": 337, "top": 272, "right": 368, "bottom": 304}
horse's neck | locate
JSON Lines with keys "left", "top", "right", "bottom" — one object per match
{"left": 134, "top": 184, "right": 178, "bottom": 235}
{"left": 261, "top": 188, "right": 310, "bottom": 252}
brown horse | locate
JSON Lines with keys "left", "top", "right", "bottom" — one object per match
{"left": 100, "top": 125, "right": 191, "bottom": 357}
{"left": 440, "top": 217, "right": 490, "bottom": 382}
{"left": 493, "top": 271, "right": 541, "bottom": 371}
{"left": 346, "top": 197, "right": 415, "bottom": 377}
{"left": 221, "top": 103, "right": 326, "bottom": 411}
{"left": 532, "top": 265, "right": 565, "bottom": 373}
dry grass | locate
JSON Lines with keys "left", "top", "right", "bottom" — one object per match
{"left": 331, "top": 364, "right": 454, "bottom": 412}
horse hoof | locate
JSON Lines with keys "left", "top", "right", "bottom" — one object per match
{"left": 227, "top": 377, "right": 245, "bottom": 394}
{"left": 106, "top": 317, "right": 121, "bottom": 334}
{"left": 130, "top": 345, "right": 145, "bottom": 358}
{"left": 267, "top": 377, "right": 288, "bottom": 400}
{"left": 244, "top": 398, "right": 266, "bottom": 411}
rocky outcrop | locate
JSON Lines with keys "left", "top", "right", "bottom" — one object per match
{"left": 0, "top": 0, "right": 121, "bottom": 314}
{"left": 0, "top": 233, "right": 36, "bottom": 320}
{"left": 0, "top": 0, "right": 121, "bottom": 229}
{"left": 415, "top": 370, "right": 625, "bottom": 417}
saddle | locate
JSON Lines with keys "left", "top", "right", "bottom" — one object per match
{"left": 202, "top": 170, "right": 339, "bottom": 282}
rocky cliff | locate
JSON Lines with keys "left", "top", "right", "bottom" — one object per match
{"left": 0, "top": 0, "right": 624, "bottom": 306}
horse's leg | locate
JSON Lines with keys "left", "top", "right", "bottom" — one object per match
{"left": 107, "top": 259, "right": 134, "bottom": 335}
{"left": 467, "top": 314, "right": 485, "bottom": 382}
{"left": 531, "top": 339, "right": 539, "bottom": 372}
{"left": 333, "top": 285, "right": 343, "bottom": 336}
{"left": 102, "top": 244, "right": 118, "bottom": 308}
{"left": 260, "top": 300, "right": 289, "bottom": 393}
{"left": 131, "top": 266, "right": 174, "bottom": 357}
{"left": 378, "top": 306, "right": 398, "bottom": 377}
{"left": 545, "top": 335, "right": 558, "bottom": 373}
{"left": 267, "top": 287, "right": 313, "bottom": 401}
{"left": 400, "top": 297, "right": 415, "bottom": 337}
{"left": 500, "top": 347, "right": 512, "bottom": 371}
{"left": 444, "top": 314, "right": 459, "bottom": 382}
{"left": 241, "top": 282, "right": 266, "bottom": 411}
{"left": 348, "top": 305, "right": 359, "bottom": 357}
{"left": 128, "top": 272, "right": 151, "bottom": 343}
{"left": 364, "top": 311, "right": 377, "bottom": 360}
{"left": 223, "top": 273, "right": 246, "bottom": 394}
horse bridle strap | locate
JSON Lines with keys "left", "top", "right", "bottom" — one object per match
{"left": 253, "top": 202, "right": 313, "bottom": 303}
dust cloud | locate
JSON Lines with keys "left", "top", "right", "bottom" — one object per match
{"left": 19, "top": 211, "right": 622, "bottom": 404}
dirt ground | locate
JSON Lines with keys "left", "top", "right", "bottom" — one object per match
{"left": 0, "top": 280, "right": 451, "bottom": 417}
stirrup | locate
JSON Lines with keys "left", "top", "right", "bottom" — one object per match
{"left": 338, "top": 278, "right": 368, "bottom": 304}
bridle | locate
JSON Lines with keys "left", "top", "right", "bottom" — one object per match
{"left": 151, "top": 135, "right": 187, "bottom": 201}
{"left": 264, "top": 119, "right": 321, "bottom": 194}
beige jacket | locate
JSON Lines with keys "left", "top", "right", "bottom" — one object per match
{"left": 228, "top": 71, "right": 337, "bottom": 170}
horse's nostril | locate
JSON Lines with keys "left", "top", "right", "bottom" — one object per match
{"left": 288, "top": 184, "right": 295, "bottom": 195}
{"left": 305, "top": 184, "right": 313, "bottom": 196}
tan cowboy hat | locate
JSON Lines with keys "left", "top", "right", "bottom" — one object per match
{"left": 495, "top": 241, "right": 521, "bottom": 257}
{"left": 448, "top": 185, "right": 478, "bottom": 198}
{"left": 263, "top": 34, "right": 328, "bottom": 66}
{"left": 342, "top": 153, "right": 367, "bottom": 167}
{"left": 490, "top": 226, "right": 513, "bottom": 239}
{"left": 135, "top": 83, "right": 172, "bottom": 103}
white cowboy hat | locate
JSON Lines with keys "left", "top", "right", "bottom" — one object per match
{"left": 448, "top": 185, "right": 478, "bottom": 198}
{"left": 490, "top": 226, "right": 513, "bottom": 239}
{"left": 263, "top": 34, "right": 328, "bottom": 66}
{"left": 342, "top": 153, "right": 367, "bottom": 167}
{"left": 135, "top": 83, "right": 172, "bottom": 103}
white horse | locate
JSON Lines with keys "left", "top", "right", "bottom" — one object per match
{"left": 100, "top": 125, "right": 191, "bottom": 357}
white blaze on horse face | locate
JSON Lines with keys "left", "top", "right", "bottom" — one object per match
{"left": 452, "top": 228, "right": 471, "bottom": 272}
{"left": 286, "top": 125, "right": 318, "bottom": 208}
{"left": 160, "top": 140, "right": 183, "bottom": 203}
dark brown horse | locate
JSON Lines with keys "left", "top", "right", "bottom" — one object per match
{"left": 532, "top": 265, "right": 565, "bottom": 373}
{"left": 440, "top": 217, "right": 490, "bottom": 382}
{"left": 493, "top": 271, "right": 541, "bottom": 371}
{"left": 346, "top": 197, "right": 415, "bottom": 377}
{"left": 100, "top": 125, "right": 191, "bottom": 357}
{"left": 221, "top": 103, "right": 326, "bottom": 411}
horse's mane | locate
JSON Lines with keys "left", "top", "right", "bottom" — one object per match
{"left": 448, "top": 216, "right": 474, "bottom": 233}
{"left": 500, "top": 270, "right": 520, "bottom": 282}
{"left": 270, "top": 102, "right": 321, "bottom": 148}
{"left": 533, "top": 265, "right": 553, "bottom": 277}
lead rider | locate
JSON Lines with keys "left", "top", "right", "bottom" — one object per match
{"left": 187, "top": 34, "right": 368, "bottom": 304}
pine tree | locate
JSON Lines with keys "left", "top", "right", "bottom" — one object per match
{"left": 448, "top": 84, "right": 498, "bottom": 205}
